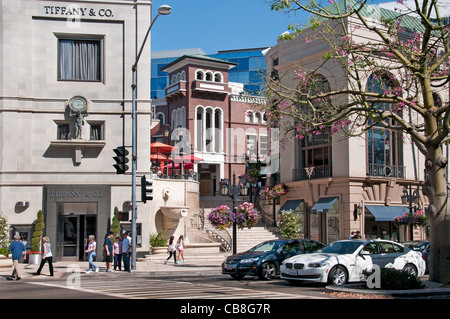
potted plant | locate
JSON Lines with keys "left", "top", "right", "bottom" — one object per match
{"left": 29, "top": 210, "right": 45, "bottom": 264}
{"left": 149, "top": 232, "right": 168, "bottom": 254}
{"left": 259, "top": 184, "right": 287, "bottom": 204}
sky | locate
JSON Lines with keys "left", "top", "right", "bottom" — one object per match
{"left": 150, "top": 0, "right": 450, "bottom": 55}
{"left": 150, "top": 0, "right": 301, "bottom": 54}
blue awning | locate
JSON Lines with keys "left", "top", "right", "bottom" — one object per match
{"left": 365, "top": 205, "right": 409, "bottom": 221}
{"left": 278, "top": 199, "right": 303, "bottom": 214}
{"left": 311, "top": 197, "right": 338, "bottom": 213}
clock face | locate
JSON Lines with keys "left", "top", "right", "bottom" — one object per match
{"left": 69, "top": 96, "right": 87, "bottom": 112}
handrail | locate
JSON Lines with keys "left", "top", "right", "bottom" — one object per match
{"left": 196, "top": 200, "right": 232, "bottom": 252}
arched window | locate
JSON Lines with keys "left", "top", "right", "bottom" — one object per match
{"left": 366, "top": 72, "right": 403, "bottom": 177}
{"left": 214, "top": 72, "right": 223, "bottom": 83}
{"left": 205, "top": 71, "right": 213, "bottom": 82}
{"left": 195, "top": 106, "right": 223, "bottom": 153}
{"left": 196, "top": 70, "right": 204, "bottom": 80}
{"left": 294, "top": 74, "right": 332, "bottom": 180}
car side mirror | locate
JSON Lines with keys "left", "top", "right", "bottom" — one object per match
{"left": 360, "top": 251, "right": 370, "bottom": 259}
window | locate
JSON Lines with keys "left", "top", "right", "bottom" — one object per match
{"left": 58, "top": 38, "right": 102, "bottom": 81}
{"left": 58, "top": 124, "right": 70, "bottom": 140}
{"left": 89, "top": 123, "right": 104, "bottom": 140}
{"left": 247, "top": 134, "right": 257, "bottom": 156}
{"left": 366, "top": 73, "right": 403, "bottom": 176}
{"left": 303, "top": 240, "right": 324, "bottom": 253}
{"left": 362, "top": 242, "right": 379, "bottom": 255}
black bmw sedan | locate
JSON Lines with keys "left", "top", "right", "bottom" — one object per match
{"left": 222, "top": 239, "right": 326, "bottom": 280}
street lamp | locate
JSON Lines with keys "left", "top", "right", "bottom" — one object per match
{"left": 130, "top": 4, "right": 171, "bottom": 271}
{"left": 401, "top": 184, "right": 421, "bottom": 241}
{"left": 221, "top": 174, "right": 248, "bottom": 254}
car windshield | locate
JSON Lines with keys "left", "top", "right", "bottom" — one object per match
{"left": 249, "top": 241, "right": 285, "bottom": 252}
{"left": 318, "top": 241, "right": 363, "bottom": 255}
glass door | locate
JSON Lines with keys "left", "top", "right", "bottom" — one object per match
{"left": 62, "top": 216, "right": 79, "bottom": 260}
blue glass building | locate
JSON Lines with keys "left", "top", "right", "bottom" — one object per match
{"left": 151, "top": 47, "right": 268, "bottom": 99}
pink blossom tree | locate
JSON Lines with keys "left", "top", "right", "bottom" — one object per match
{"left": 263, "top": 0, "right": 450, "bottom": 284}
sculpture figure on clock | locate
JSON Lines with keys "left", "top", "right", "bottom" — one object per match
{"left": 75, "top": 110, "right": 85, "bottom": 139}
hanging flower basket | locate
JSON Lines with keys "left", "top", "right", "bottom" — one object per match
{"left": 243, "top": 166, "right": 260, "bottom": 184}
{"left": 259, "top": 184, "right": 287, "bottom": 200}
{"left": 207, "top": 203, "right": 261, "bottom": 230}
{"left": 394, "top": 211, "right": 428, "bottom": 228}
{"left": 207, "top": 205, "right": 233, "bottom": 230}
{"left": 234, "top": 202, "right": 261, "bottom": 230}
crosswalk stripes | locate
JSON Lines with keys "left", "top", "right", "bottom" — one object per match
{"left": 28, "top": 278, "right": 330, "bottom": 299}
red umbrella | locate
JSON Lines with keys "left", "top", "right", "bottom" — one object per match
{"left": 150, "top": 142, "right": 177, "bottom": 154}
{"left": 173, "top": 154, "right": 203, "bottom": 164}
{"left": 150, "top": 153, "right": 170, "bottom": 161}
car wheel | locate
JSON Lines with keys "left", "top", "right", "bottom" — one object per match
{"left": 259, "top": 262, "right": 277, "bottom": 280}
{"left": 403, "top": 263, "right": 418, "bottom": 277}
{"left": 328, "top": 265, "right": 348, "bottom": 285}
{"left": 230, "top": 274, "right": 245, "bottom": 280}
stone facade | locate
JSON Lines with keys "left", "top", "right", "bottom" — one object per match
{"left": 0, "top": 0, "right": 157, "bottom": 260}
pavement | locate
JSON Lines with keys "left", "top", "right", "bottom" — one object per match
{"left": 2, "top": 258, "right": 450, "bottom": 298}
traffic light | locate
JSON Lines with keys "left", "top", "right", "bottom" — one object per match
{"left": 141, "top": 175, "right": 153, "bottom": 203}
{"left": 118, "top": 211, "right": 129, "bottom": 221}
{"left": 113, "top": 146, "right": 129, "bottom": 174}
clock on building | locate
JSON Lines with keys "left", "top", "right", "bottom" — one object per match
{"left": 68, "top": 95, "right": 88, "bottom": 113}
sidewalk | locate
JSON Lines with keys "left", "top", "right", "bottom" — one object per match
{"left": 0, "top": 258, "right": 224, "bottom": 281}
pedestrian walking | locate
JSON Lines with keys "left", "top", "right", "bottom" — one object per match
{"left": 8, "top": 234, "right": 26, "bottom": 280}
{"left": 85, "top": 235, "right": 98, "bottom": 273}
{"left": 113, "top": 236, "right": 122, "bottom": 271}
{"left": 34, "top": 236, "right": 53, "bottom": 276}
{"left": 176, "top": 235, "right": 186, "bottom": 264}
{"left": 122, "top": 232, "right": 132, "bottom": 272}
{"left": 164, "top": 236, "right": 176, "bottom": 264}
{"left": 104, "top": 231, "right": 114, "bottom": 272}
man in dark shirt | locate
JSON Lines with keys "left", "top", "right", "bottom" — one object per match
{"left": 104, "top": 231, "right": 114, "bottom": 272}
{"left": 8, "top": 235, "right": 26, "bottom": 280}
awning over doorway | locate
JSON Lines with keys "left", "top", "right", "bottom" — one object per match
{"left": 365, "top": 205, "right": 409, "bottom": 221}
{"left": 311, "top": 197, "right": 338, "bottom": 213}
{"left": 278, "top": 199, "right": 303, "bottom": 214}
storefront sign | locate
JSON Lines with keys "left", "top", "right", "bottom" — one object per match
{"left": 50, "top": 191, "right": 103, "bottom": 199}
{"left": 43, "top": 5, "right": 114, "bottom": 18}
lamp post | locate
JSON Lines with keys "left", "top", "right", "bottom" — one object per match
{"left": 220, "top": 173, "right": 248, "bottom": 254}
{"left": 130, "top": 4, "right": 171, "bottom": 270}
{"left": 401, "top": 184, "right": 421, "bottom": 241}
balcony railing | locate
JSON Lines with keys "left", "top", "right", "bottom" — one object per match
{"left": 293, "top": 165, "right": 331, "bottom": 181}
{"left": 367, "top": 164, "right": 405, "bottom": 178}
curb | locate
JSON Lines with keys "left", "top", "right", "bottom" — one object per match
{"left": 325, "top": 282, "right": 450, "bottom": 297}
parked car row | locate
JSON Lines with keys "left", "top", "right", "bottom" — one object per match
{"left": 222, "top": 238, "right": 427, "bottom": 285}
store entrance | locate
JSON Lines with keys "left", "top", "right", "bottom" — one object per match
{"left": 57, "top": 203, "right": 97, "bottom": 261}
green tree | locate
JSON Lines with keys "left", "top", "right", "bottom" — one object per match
{"left": 111, "top": 206, "right": 121, "bottom": 237}
{"left": 31, "top": 210, "right": 45, "bottom": 252}
{"left": 279, "top": 211, "right": 302, "bottom": 239}
{"left": 0, "top": 212, "right": 10, "bottom": 255}
{"left": 264, "top": 0, "right": 450, "bottom": 283}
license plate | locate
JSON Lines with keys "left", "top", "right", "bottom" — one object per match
{"left": 226, "top": 264, "right": 234, "bottom": 271}
{"left": 288, "top": 269, "right": 297, "bottom": 276}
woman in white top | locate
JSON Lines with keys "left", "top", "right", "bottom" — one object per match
{"left": 84, "top": 235, "right": 98, "bottom": 273}
{"left": 34, "top": 236, "right": 53, "bottom": 276}
{"left": 176, "top": 235, "right": 186, "bottom": 264}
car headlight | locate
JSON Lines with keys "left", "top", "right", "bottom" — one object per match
{"left": 240, "top": 257, "right": 259, "bottom": 264}
{"left": 308, "top": 262, "right": 327, "bottom": 267}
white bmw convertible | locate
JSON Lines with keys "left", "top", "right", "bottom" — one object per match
{"left": 280, "top": 239, "right": 426, "bottom": 285}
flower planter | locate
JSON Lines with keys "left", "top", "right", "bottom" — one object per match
{"left": 28, "top": 254, "right": 42, "bottom": 265}
{"left": 152, "top": 247, "right": 168, "bottom": 254}
{"left": 0, "top": 255, "right": 13, "bottom": 269}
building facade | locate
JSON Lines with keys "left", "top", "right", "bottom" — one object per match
{"left": 152, "top": 54, "right": 269, "bottom": 196}
{"left": 0, "top": 0, "right": 155, "bottom": 260}
{"left": 264, "top": 5, "right": 449, "bottom": 244}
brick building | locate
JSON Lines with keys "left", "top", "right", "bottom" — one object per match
{"left": 152, "top": 54, "right": 268, "bottom": 195}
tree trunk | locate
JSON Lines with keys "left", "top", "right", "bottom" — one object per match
{"left": 426, "top": 147, "right": 450, "bottom": 284}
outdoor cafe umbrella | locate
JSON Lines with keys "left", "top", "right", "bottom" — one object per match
{"left": 150, "top": 141, "right": 177, "bottom": 154}
{"left": 173, "top": 154, "right": 203, "bottom": 164}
